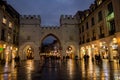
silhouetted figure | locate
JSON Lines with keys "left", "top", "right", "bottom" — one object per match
{"left": 95, "top": 54, "right": 102, "bottom": 63}
{"left": 84, "top": 54, "right": 89, "bottom": 62}
{"left": 14, "top": 56, "right": 20, "bottom": 67}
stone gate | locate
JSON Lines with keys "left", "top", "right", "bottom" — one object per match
{"left": 19, "top": 15, "right": 80, "bottom": 60}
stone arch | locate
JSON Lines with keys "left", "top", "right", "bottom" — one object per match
{"left": 41, "top": 33, "right": 61, "bottom": 46}
{"left": 39, "top": 33, "right": 62, "bottom": 56}
{"left": 19, "top": 42, "right": 39, "bottom": 60}
{"left": 63, "top": 42, "right": 79, "bottom": 59}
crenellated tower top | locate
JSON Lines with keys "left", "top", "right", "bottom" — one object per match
{"left": 60, "top": 15, "right": 78, "bottom": 26}
{"left": 20, "top": 15, "right": 41, "bottom": 25}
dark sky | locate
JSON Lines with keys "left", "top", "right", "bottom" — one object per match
{"left": 7, "top": 0, "right": 94, "bottom": 26}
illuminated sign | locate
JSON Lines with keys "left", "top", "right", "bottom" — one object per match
{"left": 0, "top": 48, "right": 3, "bottom": 51}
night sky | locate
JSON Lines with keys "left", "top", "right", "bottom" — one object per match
{"left": 7, "top": 0, "right": 94, "bottom": 26}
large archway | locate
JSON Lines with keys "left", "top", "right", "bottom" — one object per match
{"left": 40, "top": 33, "right": 62, "bottom": 58}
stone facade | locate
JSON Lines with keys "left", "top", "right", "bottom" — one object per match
{"left": 76, "top": 0, "right": 120, "bottom": 61}
{"left": 19, "top": 15, "right": 79, "bottom": 60}
{"left": 2, "top": 0, "right": 119, "bottom": 61}
{"left": 0, "top": 0, "right": 20, "bottom": 62}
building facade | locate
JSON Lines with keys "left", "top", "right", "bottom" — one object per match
{"left": 19, "top": 15, "right": 79, "bottom": 60}
{"left": 76, "top": 0, "right": 120, "bottom": 61}
{"left": 0, "top": 1, "right": 20, "bottom": 62}
{"left": 1, "top": 0, "right": 120, "bottom": 61}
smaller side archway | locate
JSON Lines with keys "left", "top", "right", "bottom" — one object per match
{"left": 63, "top": 42, "right": 79, "bottom": 59}
{"left": 19, "top": 42, "right": 39, "bottom": 60}
{"left": 65, "top": 45, "right": 76, "bottom": 59}
{"left": 23, "top": 45, "right": 34, "bottom": 59}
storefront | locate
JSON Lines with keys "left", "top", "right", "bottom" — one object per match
{"left": 109, "top": 38, "right": 118, "bottom": 60}
{"left": 100, "top": 42, "right": 108, "bottom": 59}
{"left": 0, "top": 43, "right": 18, "bottom": 63}
{"left": 80, "top": 37, "right": 119, "bottom": 61}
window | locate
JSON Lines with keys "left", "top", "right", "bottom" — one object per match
{"left": 1, "top": 29, "right": 5, "bottom": 41}
{"left": 2, "top": 16, "right": 7, "bottom": 24}
{"left": 79, "top": 27, "right": 81, "bottom": 33}
{"left": 98, "top": 11, "right": 103, "bottom": 22}
{"left": 93, "top": 29, "right": 96, "bottom": 37}
{"left": 91, "top": 17, "right": 95, "bottom": 26}
{"left": 83, "top": 35, "right": 85, "bottom": 43}
{"left": 100, "top": 26, "right": 104, "bottom": 34}
{"left": 8, "top": 33, "right": 11, "bottom": 42}
{"left": 97, "top": 0, "right": 102, "bottom": 5}
{"left": 9, "top": 22, "right": 13, "bottom": 28}
{"left": 109, "top": 20, "right": 115, "bottom": 32}
{"left": 13, "top": 34, "right": 16, "bottom": 44}
{"left": 86, "top": 22, "right": 89, "bottom": 29}
{"left": 82, "top": 25, "right": 84, "bottom": 32}
{"left": 99, "top": 26, "right": 105, "bottom": 38}
{"left": 107, "top": 2, "right": 113, "bottom": 15}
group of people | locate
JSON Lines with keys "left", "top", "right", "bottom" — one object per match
{"left": 83, "top": 54, "right": 102, "bottom": 63}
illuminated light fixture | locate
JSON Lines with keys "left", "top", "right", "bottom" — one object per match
{"left": 16, "top": 48, "right": 18, "bottom": 51}
{"left": 3, "top": 44, "right": 6, "bottom": 48}
{"left": 29, "top": 47, "right": 31, "bottom": 50}
{"left": 92, "top": 44, "right": 94, "bottom": 48}
{"left": 10, "top": 46, "right": 13, "bottom": 50}
{"left": 100, "top": 42, "right": 102, "bottom": 47}
{"left": 113, "top": 38, "right": 117, "bottom": 43}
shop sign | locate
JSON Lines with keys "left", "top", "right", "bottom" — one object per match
{"left": 0, "top": 48, "right": 3, "bottom": 52}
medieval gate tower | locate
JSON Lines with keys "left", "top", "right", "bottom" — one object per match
{"left": 19, "top": 15, "right": 79, "bottom": 60}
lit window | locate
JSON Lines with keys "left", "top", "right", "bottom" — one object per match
{"left": 8, "top": 33, "right": 11, "bottom": 42}
{"left": 2, "top": 17, "right": 7, "bottom": 24}
{"left": 9, "top": 22, "right": 13, "bottom": 28}
{"left": 98, "top": 0, "right": 102, "bottom": 5}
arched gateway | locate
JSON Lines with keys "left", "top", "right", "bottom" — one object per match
{"left": 19, "top": 15, "right": 79, "bottom": 60}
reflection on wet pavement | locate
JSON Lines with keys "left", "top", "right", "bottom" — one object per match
{"left": 0, "top": 59, "right": 120, "bottom": 80}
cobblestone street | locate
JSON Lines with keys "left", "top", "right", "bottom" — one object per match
{"left": 0, "top": 59, "right": 120, "bottom": 80}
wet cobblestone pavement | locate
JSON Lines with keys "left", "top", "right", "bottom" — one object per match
{"left": 0, "top": 59, "right": 120, "bottom": 80}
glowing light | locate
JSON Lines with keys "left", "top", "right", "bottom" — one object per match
{"left": 3, "top": 44, "right": 6, "bottom": 48}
